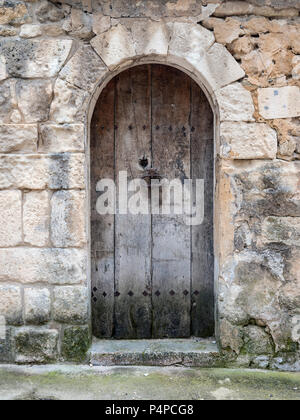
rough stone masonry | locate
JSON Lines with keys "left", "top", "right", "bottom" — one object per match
{"left": 0, "top": 0, "right": 299, "bottom": 369}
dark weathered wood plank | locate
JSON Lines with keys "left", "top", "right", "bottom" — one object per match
{"left": 91, "top": 79, "right": 115, "bottom": 338}
{"left": 151, "top": 65, "right": 191, "bottom": 338}
{"left": 114, "top": 66, "right": 152, "bottom": 339}
{"left": 191, "top": 81, "right": 214, "bottom": 337}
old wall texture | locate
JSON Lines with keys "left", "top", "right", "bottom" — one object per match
{"left": 0, "top": 0, "right": 299, "bottom": 368}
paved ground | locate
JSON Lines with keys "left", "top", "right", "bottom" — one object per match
{"left": 0, "top": 365, "right": 300, "bottom": 400}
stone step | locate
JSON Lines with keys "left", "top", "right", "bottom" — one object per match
{"left": 89, "top": 338, "right": 227, "bottom": 367}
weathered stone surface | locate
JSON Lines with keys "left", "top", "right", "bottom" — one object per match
{"left": 0, "top": 124, "right": 37, "bottom": 153}
{"left": 258, "top": 87, "right": 300, "bottom": 119}
{"left": 228, "top": 36, "right": 254, "bottom": 60}
{"left": 62, "top": 325, "right": 90, "bottom": 362}
{"left": 0, "top": 79, "right": 13, "bottom": 123}
{"left": 99, "top": 0, "right": 203, "bottom": 18}
{"left": 219, "top": 319, "right": 244, "bottom": 354}
{"left": 199, "top": 43, "right": 245, "bottom": 91}
{"left": 60, "top": 45, "right": 106, "bottom": 92}
{"left": 24, "top": 288, "right": 51, "bottom": 325}
{"left": 53, "top": 286, "right": 88, "bottom": 324}
{"left": 169, "top": 22, "right": 215, "bottom": 65}
{"left": 39, "top": 124, "right": 84, "bottom": 153}
{"left": 132, "top": 21, "right": 170, "bottom": 56}
{"left": 23, "top": 191, "right": 50, "bottom": 247}
{"left": 0, "top": 1, "right": 28, "bottom": 25}
{"left": 50, "top": 79, "right": 89, "bottom": 123}
{"left": 68, "top": 7, "right": 93, "bottom": 40}
{"left": 214, "top": 1, "right": 299, "bottom": 18}
{"left": 0, "top": 154, "right": 85, "bottom": 190}
{"left": 292, "top": 56, "right": 300, "bottom": 81}
{"left": 211, "top": 17, "right": 244, "bottom": 44}
{"left": 19, "top": 24, "right": 42, "bottom": 38}
{"left": 0, "top": 190, "right": 22, "bottom": 247}
{"left": 272, "top": 118, "right": 300, "bottom": 160}
{"left": 216, "top": 83, "right": 255, "bottom": 122}
{"left": 243, "top": 325, "right": 274, "bottom": 355}
{"left": 262, "top": 217, "right": 300, "bottom": 246}
{"left": 16, "top": 79, "right": 53, "bottom": 123}
{"left": 0, "top": 25, "right": 17, "bottom": 37}
{"left": 91, "top": 24, "right": 135, "bottom": 69}
{"left": 220, "top": 122, "right": 277, "bottom": 159}
{"left": 0, "top": 286, "right": 22, "bottom": 325}
{"left": 51, "top": 190, "right": 86, "bottom": 248}
{"left": 92, "top": 12, "right": 110, "bottom": 34}
{"left": 35, "top": 0, "right": 65, "bottom": 23}
{"left": 0, "top": 39, "right": 72, "bottom": 78}
{"left": 243, "top": 17, "right": 271, "bottom": 34}
{"left": 14, "top": 327, "right": 59, "bottom": 364}
{"left": 0, "top": 327, "right": 14, "bottom": 363}
{"left": 0, "top": 248, "right": 87, "bottom": 285}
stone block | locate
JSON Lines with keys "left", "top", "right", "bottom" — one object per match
{"left": 262, "top": 217, "right": 300, "bottom": 246}
{"left": 24, "top": 288, "right": 51, "bottom": 325}
{"left": 243, "top": 325, "right": 274, "bottom": 355}
{"left": 60, "top": 45, "right": 107, "bottom": 92}
{"left": 0, "top": 124, "right": 37, "bottom": 153}
{"left": 39, "top": 124, "right": 85, "bottom": 153}
{"left": 16, "top": 79, "right": 53, "bottom": 123}
{"left": 0, "top": 326, "right": 14, "bottom": 363}
{"left": 92, "top": 13, "right": 110, "bottom": 35}
{"left": 216, "top": 83, "right": 255, "bottom": 122}
{"left": 53, "top": 286, "right": 88, "bottom": 324}
{"left": 258, "top": 87, "right": 300, "bottom": 119}
{"left": 0, "top": 190, "right": 22, "bottom": 247}
{"left": 62, "top": 325, "right": 90, "bottom": 362}
{"left": 0, "top": 39, "right": 72, "bottom": 78}
{"left": 91, "top": 24, "right": 136, "bottom": 69}
{"left": 50, "top": 79, "right": 89, "bottom": 124}
{"left": 23, "top": 191, "right": 50, "bottom": 247}
{"left": 20, "top": 24, "right": 42, "bottom": 38}
{"left": 0, "top": 286, "right": 22, "bottom": 325}
{"left": 0, "top": 154, "right": 85, "bottom": 190}
{"left": 14, "top": 327, "right": 59, "bottom": 364}
{"left": 132, "top": 21, "right": 170, "bottom": 56}
{"left": 220, "top": 122, "right": 277, "bottom": 159}
{"left": 51, "top": 190, "right": 86, "bottom": 248}
{"left": 0, "top": 248, "right": 87, "bottom": 285}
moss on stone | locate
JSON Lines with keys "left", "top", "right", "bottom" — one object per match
{"left": 62, "top": 326, "right": 91, "bottom": 363}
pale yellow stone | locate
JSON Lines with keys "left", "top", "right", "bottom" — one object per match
{"left": 0, "top": 190, "right": 22, "bottom": 247}
{"left": 258, "top": 86, "right": 300, "bottom": 119}
{"left": 23, "top": 191, "right": 50, "bottom": 247}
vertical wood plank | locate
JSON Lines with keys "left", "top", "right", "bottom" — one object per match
{"left": 151, "top": 65, "right": 191, "bottom": 338}
{"left": 91, "top": 79, "right": 115, "bottom": 338}
{"left": 191, "top": 81, "right": 214, "bottom": 337}
{"left": 114, "top": 66, "right": 152, "bottom": 338}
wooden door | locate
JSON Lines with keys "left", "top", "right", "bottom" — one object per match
{"left": 91, "top": 65, "right": 214, "bottom": 339}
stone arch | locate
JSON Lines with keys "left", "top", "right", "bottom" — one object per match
{"left": 53, "top": 20, "right": 257, "bottom": 342}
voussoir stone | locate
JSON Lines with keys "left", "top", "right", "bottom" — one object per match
{"left": 91, "top": 24, "right": 136, "bottom": 69}
{"left": 258, "top": 86, "right": 300, "bottom": 119}
{"left": 53, "top": 286, "right": 88, "bottom": 324}
{"left": 60, "top": 45, "right": 107, "bottom": 92}
{"left": 0, "top": 190, "right": 22, "bottom": 247}
{"left": 0, "top": 248, "right": 87, "bottom": 285}
{"left": 40, "top": 124, "right": 85, "bottom": 153}
{"left": 14, "top": 327, "right": 59, "bottom": 364}
{"left": 131, "top": 21, "right": 170, "bottom": 56}
{"left": 0, "top": 39, "right": 72, "bottom": 78}
{"left": 24, "top": 288, "right": 51, "bottom": 325}
{"left": 220, "top": 122, "right": 277, "bottom": 159}
{"left": 0, "top": 154, "right": 85, "bottom": 190}
{"left": 0, "top": 124, "right": 37, "bottom": 153}
{"left": 23, "top": 191, "right": 50, "bottom": 247}
{"left": 51, "top": 190, "right": 86, "bottom": 248}
{"left": 169, "top": 22, "right": 215, "bottom": 64}
{"left": 0, "top": 285, "right": 22, "bottom": 325}
{"left": 216, "top": 83, "right": 255, "bottom": 122}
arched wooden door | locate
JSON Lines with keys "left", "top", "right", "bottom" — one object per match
{"left": 91, "top": 65, "right": 214, "bottom": 339}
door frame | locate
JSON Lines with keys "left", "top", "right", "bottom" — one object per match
{"left": 86, "top": 58, "right": 220, "bottom": 340}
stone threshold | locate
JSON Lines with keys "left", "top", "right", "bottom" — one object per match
{"left": 89, "top": 337, "right": 228, "bottom": 368}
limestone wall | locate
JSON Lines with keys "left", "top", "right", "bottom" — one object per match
{"left": 0, "top": 0, "right": 299, "bottom": 368}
